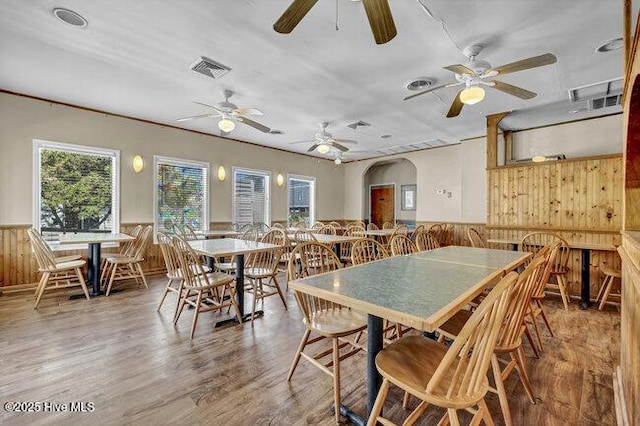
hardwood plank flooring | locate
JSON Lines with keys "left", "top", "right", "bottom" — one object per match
{"left": 0, "top": 273, "right": 620, "bottom": 425}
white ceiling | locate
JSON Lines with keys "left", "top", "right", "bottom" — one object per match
{"left": 0, "top": 0, "right": 630, "bottom": 161}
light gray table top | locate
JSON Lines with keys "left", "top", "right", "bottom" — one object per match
{"left": 58, "top": 232, "right": 134, "bottom": 245}
{"left": 188, "top": 238, "right": 280, "bottom": 257}
{"left": 200, "top": 229, "right": 240, "bottom": 238}
{"left": 364, "top": 229, "right": 396, "bottom": 236}
{"left": 413, "top": 246, "right": 531, "bottom": 272}
{"left": 290, "top": 247, "right": 518, "bottom": 332}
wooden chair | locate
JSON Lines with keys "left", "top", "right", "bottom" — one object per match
{"left": 437, "top": 257, "right": 547, "bottom": 426}
{"left": 521, "top": 232, "right": 571, "bottom": 310}
{"left": 271, "top": 222, "right": 286, "bottom": 230}
{"left": 382, "top": 221, "right": 394, "bottom": 229}
{"left": 294, "top": 229, "right": 317, "bottom": 244}
{"left": 244, "top": 234, "right": 286, "bottom": 322}
{"left": 100, "top": 224, "right": 142, "bottom": 267}
{"left": 28, "top": 228, "right": 90, "bottom": 308}
{"left": 349, "top": 220, "right": 366, "bottom": 229}
{"left": 597, "top": 266, "right": 622, "bottom": 310}
{"left": 415, "top": 232, "right": 441, "bottom": 251}
{"left": 525, "top": 242, "right": 561, "bottom": 354}
{"left": 317, "top": 224, "right": 337, "bottom": 235}
{"left": 367, "top": 222, "right": 379, "bottom": 231}
{"left": 367, "top": 271, "right": 518, "bottom": 426}
{"left": 389, "top": 234, "right": 417, "bottom": 256}
{"left": 351, "top": 238, "right": 388, "bottom": 265}
{"left": 311, "top": 221, "right": 325, "bottom": 231}
{"left": 410, "top": 224, "right": 426, "bottom": 241}
{"left": 287, "top": 242, "right": 366, "bottom": 424}
{"left": 172, "top": 236, "right": 241, "bottom": 339}
{"left": 468, "top": 228, "right": 486, "bottom": 248}
{"left": 427, "top": 224, "right": 445, "bottom": 246}
{"left": 329, "top": 221, "right": 342, "bottom": 228}
{"left": 103, "top": 225, "right": 152, "bottom": 296}
{"left": 339, "top": 226, "right": 365, "bottom": 265}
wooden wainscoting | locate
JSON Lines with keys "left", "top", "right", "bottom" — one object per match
{"left": 0, "top": 223, "right": 165, "bottom": 291}
{"left": 415, "top": 222, "right": 486, "bottom": 247}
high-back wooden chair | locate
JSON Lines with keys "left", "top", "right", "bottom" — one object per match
{"left": 521, "top": 232, "right": 571, "bottom": 310}
{"left": 271, "top": 223, "right": 286, "bottom": 230}
{"left": 437, "top": 257, "right": 546, "bottom": 426}
{"left": 468, "top": 227, "right": 486, "bottom": 248}
{"left": 427, "top": 223, "right": 445, "bottom": 245}
{"left": 244, "top": 234, "right": 286, "bottom": 322}
{"left": 172, "top": 236, "right": 240, "bottom": 339}
{"left": 316, "top": 224, "right": 337, "bottom": 235}
{"left": 366, "top": 222, "right": 379, "bottom": 231}
{"left": 239, "top": 227, "right": 259, "bottom": 242}
{"left": 329, "top": 221, "right": 342, "bottom": 228}
{"left": 389, "top": 234, "right": 417, "bottom": 256}
{"left": 415, "top": 232, "right": 441, "bottom": 251}
{"left": 349, "top": 220, "right": 366, "bottom": 229}
{"left": 368, "top": 271, "right": 517, "bottom": 426}
{"left": 339, "top": 226, "right": 365, "bottom": 265}
{"left": 156, "top": 232, "right": 184, "bottom": 319}
{"left": 311, "top": 221, "right": 324, "bottom": 231}
{"left": 287, "top": 242, "right": 366, "bottom": 424}
{"left": 28, "top": 228, "right": 90, "bottom": 308}
{"left": 102, "top": 225, "right": 152, "bottom": 296}
{"left": 382, "top": 221, "right": 394, "bottom": 229}
{"left": 351, "top": 238, "right": 388, "bottom": 265}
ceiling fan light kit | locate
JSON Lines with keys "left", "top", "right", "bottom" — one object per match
{"left": 218, "top": 116, "right": 235, "bottom": 132}
{"left": 316, "top": 143, "right": 331, "bottom": 154}
{"left": 459, "top": 85, "right": 485, "bottom": 105}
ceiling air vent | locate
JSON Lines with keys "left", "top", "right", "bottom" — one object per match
{"left": 568, "top": 77, "right": 622, "bottom": 102}
{"left": 589, "top": 94, "right": 622, "bottom": 110}
{"left": 346, "top": 120, "right": 371, "bottom": 129}
{"left": 374, "top": 140, "right": 446, "bottom": 155}
{"left": 190, "top": 56, "right": 231, "bottom": 79}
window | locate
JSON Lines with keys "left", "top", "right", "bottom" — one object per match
{"left": 154, "top": 156, "right": 209, "bottom": 234}
{"left": 33, "top": 140, "right": 120, "bottom": 240}
{"left": 288, "top": 175, "right": 315, "bottom": 227}
{"left": 233, "top": 167, "right": 270, "bottom": 227}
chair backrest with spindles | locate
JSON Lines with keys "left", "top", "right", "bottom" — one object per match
{"left": 340, "top": 226, "right": 364, "bottom": 260}
{"left": 467, "top": 228, "right": 486, "bottom": 248}
{"left": 367, "top": 223, "right": 379, "bottom": 231}
{"left": 349, "top": 221, "right": 366, "bottom": 229}
{"left": 521, "top": 232, "right": 570, "bottom": 274}
{"left": 426, "top": 271, "right": 517, "bottom": 401}
{"left": 131, "top": 226, "right": 153, "bottom": 261}
{"left": 416, "top": 232, "right": 441, "bottom": 251}
{"left": 245, "top": 233, "right": 283, "bottom": 273}
{"left": 311, "top": 221, "right": 324, "bottom": 231}
{"left": 530, "top": 241, "right": 561, "bottom": 298}
{"left": 382, "top": 222, "right": 394, "bottom": 229}
{"left": 351, "top": 238, "right": 388, "bottom": 265}
{"left": 172, "top": 236, "right": 211, "bottom": 289}
{"left": 157, "top": 232, "right": 181, "bottom": 278}
{"left": 239, "top": 228, "right": 259, "bottom": 242}
{"left": 316, "top": 224, "right": 337, "bottom": 235}
{"left": 27, "top": 228, "right": 58, "bottom": 271}
{"left": 389, "top": 234, "right": 417, "bottom": 256}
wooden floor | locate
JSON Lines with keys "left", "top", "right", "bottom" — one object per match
{"left": 0, "top": 272, "right": 620, "bottom": 425}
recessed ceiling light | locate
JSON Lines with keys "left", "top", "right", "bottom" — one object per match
{"left": 596, "top": 37, "right": 623, "bottom": 53}
{"left": 406, "top": 78, "right": 434, "bottom": 91}
{"left": 569, "top": 107, "right": 588, "bottom": 114}
{"left": 53, "top": 8, "right": 87, "bottom": 28}
{"left": 380, "top": 134, "right": 392, "bottom": 139}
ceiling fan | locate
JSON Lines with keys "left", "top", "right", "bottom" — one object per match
{"left": 404, "top": 45, "right": 557, "bottom": 118}
{"left": 273, "top": 0, "right": 397, "bottom": 45}
{"left": 289, "top": 122, "right": 358, "bottom": 154}
{"left": 176, "top": 90, "right": 271, "bottom": 135}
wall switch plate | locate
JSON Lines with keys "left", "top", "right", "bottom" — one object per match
{"left": 436, "top": 189, "right": 445, "bottom": 195}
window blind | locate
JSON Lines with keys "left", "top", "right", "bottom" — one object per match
{"left": 233, "top": 169, "right": 269, "bottom": 227}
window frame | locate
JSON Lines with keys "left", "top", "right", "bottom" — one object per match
{"left": 32, "top": 139, "right": 120, "bottom": 249}
{"left": 287, "top": 174, "right": 316, "bottom": 227}
{"left": 232, "top": 166, "right": 271, "bottom": 227}
{"left": 153, "top": 155, "right": 210, "bottom": 237}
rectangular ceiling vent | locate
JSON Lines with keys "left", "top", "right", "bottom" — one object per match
{"left": 346, "top": 120, "right": 371, "bottom": 129}
{"left": 589, "top": 94, "right": 622, "bottom": 110}
{"left": 374, "top": 140, "right": 446, "bottom": 155}
{"left": 568, "top": 77, "right": 622, "bottom": 102}
{"left": 190, "top": 56, "right": 231, "bottom": 79}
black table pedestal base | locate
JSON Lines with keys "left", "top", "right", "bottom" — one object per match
{"left": 68, "top": 287, "right": 122, "bottom": 300}
{"left": 337, "top": 404, "right": 365, "bottom": 426}
{"left": 580, "top": 248, "right": 591, "bottom": 310}
{"left": 214, "top": 310, "right": 264, "bottom": 327}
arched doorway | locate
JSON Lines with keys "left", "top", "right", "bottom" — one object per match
{"left": 362, "top": 158, "right": 417, "bottom": 227}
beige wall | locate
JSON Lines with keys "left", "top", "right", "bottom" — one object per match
{"left": 363, "top": 159, "right": 417, "bottom": 222}
{"left": 0, "top": 92, "right": 344, "bottom": 225}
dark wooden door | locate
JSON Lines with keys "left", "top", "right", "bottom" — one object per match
{"left": 371, "top": 186, "right": 394, "bottom": 227}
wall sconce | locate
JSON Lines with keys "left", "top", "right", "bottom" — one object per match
{"left": 276, "top": 173, "right": 284, "bottom": 187}
{"left": 132, "top": 155, "right": 144, "bottom": 173}
{"left": 217, "top": 165, "right": 226, "bottom": 181}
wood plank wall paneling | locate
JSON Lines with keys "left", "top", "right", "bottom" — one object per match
{"left": 0, "top": 223, "right": 165, "bottom": 290}
{"left": 415, "top": 222, "right": 486, "bottom": 247}
{"left": 618, "top": 232, "right": 640, "bottom": 426}
{"left": 486, "top": 155, "right": 624, "bottom": 299}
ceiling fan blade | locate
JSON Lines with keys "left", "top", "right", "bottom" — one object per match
{"left": 236, "top": 116, "right": 271, "bottom": 133}
{"left": 192, "top": 101, "right": 218, "bottom": 109}
{"left": 443, "top": 64, "right": 475, "bottom": 75}
{"left": 233, "top": 108, "right": 264, "bottom": 116}
{"left": 273, "top": 0, "right": 318, "bottom": 33}
{"left": 488, "top": 53, "right": 557, "bottom": 76}
{"left": 307, "top": 144, "right": 320, "bottom": 152}
{"left": 362, "top": 0, "right": 397, "bottom": 45}
{"left": 403, "top": 82, "right": 458, "bottom": 101}
{"left": 333, "top": 139, "right": 358, "bottom": 144}
{"left": 331, "top": 142, "right": 349, "bottom": 152}
{"left": 446, "top": 91, "right": 464, "bottom": 118}
{"left": 176, "top": 114, "right": 217, "bottom": 122}
{"left": 289, "top": 139, "right": 315, "bottom": 145}
{"left": 490, "top": 80, "right": 537, "bottom": 99}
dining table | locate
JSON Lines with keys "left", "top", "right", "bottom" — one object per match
{"left": 187, "top": 238, "right": 280, "bottom": 324}
{"left": 487, "top": 237, "right": 618, "bottom": 309}
{"left": 288, "top": 246, "right": 531, "bottom": 425}
{"left": 58, "top": 232, "right": 135, "bottom": 297}
{"left": 200, "top": 229, "right": 240, "bottom": 239}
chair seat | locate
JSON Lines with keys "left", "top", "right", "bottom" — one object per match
{"left": 185, "top": 271, "right": 235, "bottom": 290}
{"left": 303, "top": 308, "right": 367, "bottom": 337}
{"left": 244, "top": 267, "right": 274, "bottom": 279}
{"left": 601, "top": 267, "right": 621, "bottom": 278}
{"left": 55, "top": 254, "right": 82, "bottom": 263}
{"left": 168, "top": 264, "right": 212, "bottom": 279}
{"left": 437, "top": 309, "right": 473, "bottom": 340}
{"left": 376, "top": 335, "right": 488, "bottom": 410}
{"left": 216, "top": 262, "right": 236, "bottom": 271}
{"left": 105, "top": 255, "right": 143, "bottom": 264}
{"left": 43, "top": 259, "right": 86, "bottom": 272}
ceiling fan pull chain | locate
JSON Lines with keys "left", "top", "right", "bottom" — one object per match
{"left": 335, "top": 0, "right": 339, "bottom": 31}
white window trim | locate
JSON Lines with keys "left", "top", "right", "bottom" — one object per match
{"left": 232, "top": 166, "right": 271, "bottom": 226}
{"left": 287, "top": 174, "right": 316, "bottom": 227}
{"left": 33, "top": 139, "right": 120, "bottom": 251}
{"left": 153, "top": 155, "right": 210, "bottom": 237}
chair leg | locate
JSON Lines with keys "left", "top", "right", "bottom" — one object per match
{"left": 491, "top": 354, "right": 512, "bottom": 426}
{"left": 405, "top": 400, "right": 431, "bottom": 425}
{"left": 227, "top": 283, "right": 243, "bottom": 323}
{"left": 332, "top": 337, "right": 341, "bottom": 425}
{"left": 523, "top": 324, "right": 540, "bottom": 358}
{"left": 514, "top": 346, "right": 536, "bottom": 404}
{"left": 478, "top": 399, "right": 495, "bottom": 426}
{"left": 287, "top": 329, "right": 311, "bottom": 381}
{"left": 157, "top": 278, "right": 173, "bottom": 311}
{"left": 528, "top": 311, "right": 545, "bottom": 352}
{"left": 76, "top": 268, "right": 90, "bottom": 300}
{"left": 402, "top": 391, "right": 411, "bottom": 409}
{"left": 556, "top": 274, "right": 569, "bottom": 311}
{"left": 250, "top": 279, "right": 258, "bottom": 325}
{"left": 34, "top": 272, "right": 50, "bottom": 309}
{"left": 174, "top": 289, "right": 188, "bottom": 325}
{"left": 136, "top": 264, "right": 149, "bottom": 289}
{"left": 189, "top": 290, "right": 203, "bottom": 340}
{"left": 537, "top": 301, "right": 554, "bottom": 337}
{"left": 105, "top": 263, "right": 118, "bottom": 296}
{"left": 447, "top": 408, "right": 461, "bottom": 426}
{"left": 366, "top": 378, "right": 390, "bottom": 426}
{"left": 272, "top": 275, "right": 288, "bottom": 309}
{"left": 596, "top": 275, "right": 610, "bottom": 303}
{"left": 599, "top": 276, "right": 615, "bottom": 310}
